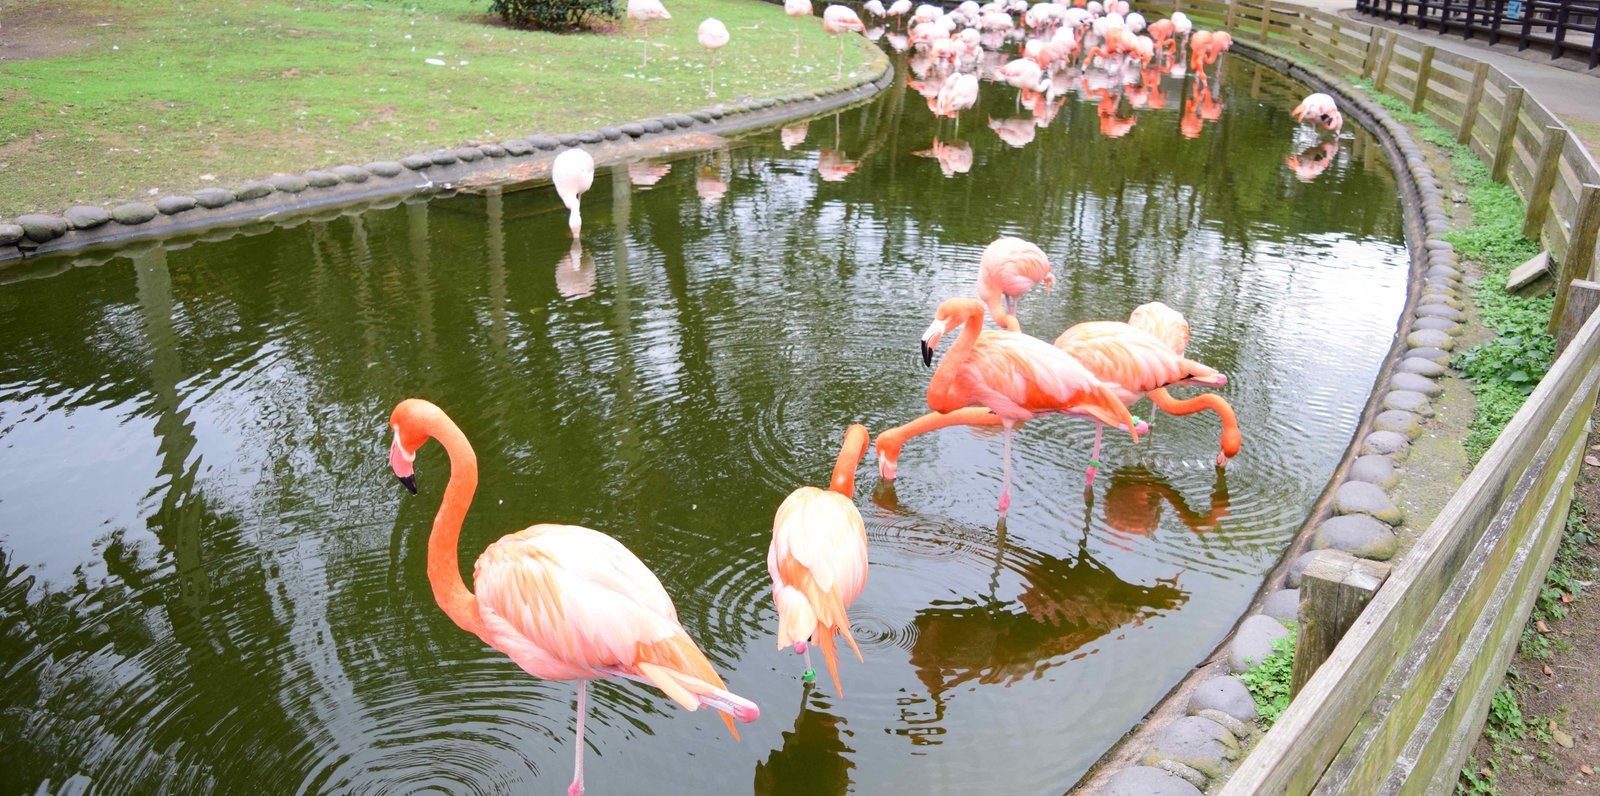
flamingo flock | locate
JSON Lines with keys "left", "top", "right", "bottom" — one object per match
{"left": 378, "top": 1, "right": 1367, "bottom": 792}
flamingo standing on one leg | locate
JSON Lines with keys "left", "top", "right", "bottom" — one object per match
{"left": 627, "top": 0, "right": 672, "bottom": 69}
{"left": 769, "top": 424, "right": 870, "bottom": 694}
{"left": 552, "top": 148, "right": 595, "bottom": 240}
{"left": 698, "top": 18, "right": 730, "bottom": 98}
{"left": 933, "top": 72, "right": 980, "bottom": 136}
{"left": 976, "top": 236, "right": 1055, "bottom": 332}
{"left": 920, "top": 297, "right": 1138, "bottom": 514}
{"left": 1127, "top": 301, "right": 1244, "bottom": 466}
{"left": 822, "top": 5, "right": 866, "bottom": 80}
{"left": 785, "top": 0, "right": 814, "bottom": 58}
{"left": 386, "top": 399, "right": 759, "bottom": 796}
{"left": 886, "top": 0, "right": 912, "bottom": 28}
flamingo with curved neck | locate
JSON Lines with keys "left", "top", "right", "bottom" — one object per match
{"left": 387, "top": 399, "right": 758, "bottom": 796}
{"left": 769, "top": 424, "right": 871, "bottom": 694}
{"left": 1127, "top": 301, "right": 1244, "bottom": 466}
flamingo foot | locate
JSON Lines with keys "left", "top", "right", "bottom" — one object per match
{"left": 1086, "top": 460, "right": 1100, "bottom": 486}
{"left": 1217, "top": 452, "right": 1231, "bottom": 467}
{"left": 569, "top": 784, "right": 584, "bottom": 796}
{"left": 997, "top": 489, "right": 1011, "bottom": 514}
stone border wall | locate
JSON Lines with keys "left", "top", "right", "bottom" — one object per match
{"left": 0, "top": 47, "right": 893, "bottom": 264}
{"left": 1081, "top": 40, "right": 1463, "bottom": 796}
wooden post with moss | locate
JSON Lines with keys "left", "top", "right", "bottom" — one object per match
{"left": 1227, "top": 0, "right": 1239, "bottom": 32}
{"left": 1361, "top": 29, "right": 1382, "bottom": 78}
{"left": 1411, "top": 45, "right": 1436, "bottom": 113}
{"left": 1457, "top": 62, "right": 1490, "bottom": 146}
{"left": 1491, "top": 86, "right": 1525, "bottom": 181}
{"left": 1550, "top": 185, "right": 1600, "bottom": 336}
{"left": 1374, "top": 32, "right": 1397, "bottom": 93}
{"left": 1260, "top": 0, "right": 1273, "bottom": 42}
{"left": 1523, "top": 127, "right": 1568, "bottom": 241}
{"left": 1290, "top": 551, "right": 1391, "bottom": 699}
{"left": 1556, "top": 280, "right": 1600, "bottom": 356}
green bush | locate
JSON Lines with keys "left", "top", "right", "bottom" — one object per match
{"left": 491, "top": 0, "right": 619, "bottom": 31}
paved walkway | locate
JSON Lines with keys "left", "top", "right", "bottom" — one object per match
{"left": 1294, "top": 0, "right": 1600, "bottom": 152}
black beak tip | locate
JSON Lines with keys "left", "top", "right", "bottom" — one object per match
{"left": 397, "top": 474, "right": 417, "bottom": 495}
{"left": 920, "top": 340, "right": 933, "bottom": 367}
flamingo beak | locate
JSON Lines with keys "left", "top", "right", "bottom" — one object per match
{"left": 397, "top": 474, "right": 417, "bottom": 495}
{"left": 920, "top": 319, "right": 945, "bottom": 367}
{"left": 390, "top": 431, "right": 418, "bottom": 494}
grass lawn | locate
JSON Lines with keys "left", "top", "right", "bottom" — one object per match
{"left": 0, "top": 0, "right": 879, "bottom": 217}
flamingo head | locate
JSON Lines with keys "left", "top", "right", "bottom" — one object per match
{"left": 921, "top": 297, "right": 984, "bottom": 365}
{"left": 388, "top": 399, "right": 444, "bottom": 494}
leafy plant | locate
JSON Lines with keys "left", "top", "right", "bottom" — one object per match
{"left": 1240, "top": 623, "right": 1297, "bottom": 729}
{"left": 490, "top": 0, "right": 619, "bottom": 30}
{"left": 1457, "top": 756, "right": 1499, "bottom": 796}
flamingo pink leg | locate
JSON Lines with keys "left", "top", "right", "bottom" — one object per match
{"left": 999, "top": 420, "right": 1015, "bottom": 514}
{"left": 642, "top": 24, "right": 649, "bottom": 69}
{"left": 1087, "top": 424, "right": 1103, "bottom": 486}
{"left": 569, "top": 680, "right": 589, "bottom": 796}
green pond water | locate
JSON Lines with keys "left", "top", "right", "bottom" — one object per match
{"left": 0, "top": 55, "right": 1406, "bottom": 794}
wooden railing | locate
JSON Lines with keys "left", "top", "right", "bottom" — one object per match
{"left": 1354, "top": 0, "right": 1600, "bottom": 68}
{"left": 1120, "top": 1, "right": 1600, "bottom": 791}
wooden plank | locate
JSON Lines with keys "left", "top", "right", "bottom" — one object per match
{"left": 1292, "top": 553, "right": 1392, "bottom": 698}
{"left": 1542, "top": 209, "right": 1573, "bottom": 266}
{"left": 1425, "top": 64, "right": 1467, "bottom": 94}
{"left": 1260, "top": 0, "right": 1273, "bottom": 41}
{"left": 1557, "top": 279, "right": 1600, "bottom": 355}
{"left": 1524, "top": 126, "right": 1570, "bottom": 241}
{"left": 1507, "top": 250, "right": 1552, "bottom": 293}
{"left": 1492, "top": 86, "right": 1525, "bottom": 181}
{"left": 1548, "top": 186, "right": 1600, "bottom": 333}
{"left": 1457, "top": 62, "right": 1490, "bottom": 145}
{"left": 1226, "top": 0, "right": 1239, "bottom": 29}
{"left": 1219, "top": 305, "right": 1600, "bottom": 795}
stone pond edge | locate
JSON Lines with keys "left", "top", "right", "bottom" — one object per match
{"left": 1086, "top": 41, "right": 1455, "bottom": 796}
{"left": 0, "top": 46, "right": 894, "bottom": 264}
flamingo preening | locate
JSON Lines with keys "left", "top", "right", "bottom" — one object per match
{"left": 975, "top": 236, "right": 1055, "bottom": 332}
{"left": 1291, "top": 92, "right": 1343, "bottom": 132}
{"left": 552, "top": 148, "right": 595, "bottom": 240}
{"left": 822, "top": 5, "right": 866, "bottom": 80}
{"left": 386, "top": 399, "right": 759, "bottom": 796}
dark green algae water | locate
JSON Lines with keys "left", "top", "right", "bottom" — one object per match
{"left": 0, "top": 55, "right": 1406, "bottom": 794}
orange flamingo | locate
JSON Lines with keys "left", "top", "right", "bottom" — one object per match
{"left": 769, "top": 424, "right": 870, "bottom": 694}
{"left": 1128, "top": 301, "right": 1243, "bottom": 465}
{"left": 875, "top": 407, "right": 1005, "bottom": 480}
{"left": 1053, "top": 320, "right": 1227, "bottom": 484}
{"left": 920, "top": 298, "right": 1137, "bottom": 513}
{"left": 386, "top": 399, "right": 759, "bottom": 796}
{"left": 976, "top": 236, "right": 1055, "bottom": 332}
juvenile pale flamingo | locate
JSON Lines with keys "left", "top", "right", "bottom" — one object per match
{"left": 933, "top": 73, "right": 980, "bottom": 134}
{"left": 627, "top": 0, "right": 672, "bottom": 68}
{"left": 386, "top": 399, "right": 758, "bottom": 796}
{"left": 1128, "top": 301, "right": 1243, "bottom": 466}
{"left": 1291, "top": 92, "right": 1343, "bottom": 132}
{"left": 920, "top": 297, "right": 1138, "bottom": 513}
{"left": 1053, "top": 320, "right": 1227, "bottom": 484}
{"left": 552, "top": 148, "right": 595, "bottom": 240}
{"left": 769, "top": 425, "right": 870, "bottom": 694}
{"left": 785, "top": 0, "right": 814, "bottom": 57}
{"left": 822, "top": 5, "right": 866, "bottom": 79}
{"left": 864, "top": 0, "right": 888, "bottom": 18}
{"left": 976, "top": 236, "right": 1055, "bottom": 332}
{"left": 698, "top": 17, "right": 730, "bottom": 97}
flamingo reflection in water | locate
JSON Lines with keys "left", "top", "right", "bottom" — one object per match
{"left": 627, "top": 160, "right": 672, "bottom": 188}
{"left": 817, "top": 149, "right": 861, "bottom": 182}
{"left": 752, "top": 684, "right": 855, "bottom": 795}
{"left": 1287, "top": 141, "right": 1340, "bottom": 182}
{"left": 555, "top": 239, "right": 596, "bottom": 300}
{"left": 697, "top": 163, "right": 728, "bottom": 204}
{"left": 912, "top": 138, "right": 972, "bottom": 177}
{"left": 989, "top": 115, "right": 1037, "bottom": 148}
{"left": 781, "top": 121, "right": 809, "bottom": 150}
{"left": 1100, "top": 464, "right": 1232, "bottom": 550}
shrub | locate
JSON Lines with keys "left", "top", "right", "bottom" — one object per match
{"left": 491, "top": 0, "right": 619, "bottom": 31}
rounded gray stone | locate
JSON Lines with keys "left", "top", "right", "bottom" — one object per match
{"left": 1361, "top": 430, "right": 1412, "bottom": 460}
{"left": 1384, "top": 389, "right": 1434, "bottom": 417}
{"left": 234, "top": 181, "right": 273, "bottom": 201}
{"left": 576, "top": 129, "right": 603, "bottom": 144}
{"left": 1102, "top": 767, "right": 1202, "bottom": 796}
{"left": 599, "top": 126, "right": 623, "bottom": 141}
{"left": 1230, "top": 614, "right": 1290, "bottom": 672}
{"left": 332, "top": 165, "right": 369, "bottom": 183}
{"left": 503, "top": 139, "right": 533, "bottom": 156}
{"left": 155, "top": 195, "right": 196, "bottom": 215}
{"left": 1391, "top": 371, "right": 1443, "bottom": 395}
{"left": 1144, "top": 716, "right": 1239, "bottom": 776}
{"left": 620, "top": 123, "right": 646, "bottom": 137}
{"left": 1413, "top": 316, "right": 1461, "bottom": 335}
{"left": 1407, "top": 346, "right": 1453, "bottom": 364}
{"left": 642, "top": 120, "right": 665, "bottom": 133}
{"left": 267, "top": 174, "right": 309, "bottom": 193}
{"left": 402, "top": 154, "right": 435, "bottom": 170}
{"left": 1398, "top": 356, "right": 1448, "bottom": 377}
{"left": 1426, "top": 265, "right": 1461, "bottom": 280}
{"left": 1314, "top": 514, "right": 1399, "bottom": 559}
{"left": 1349, "top": 454, "right": 1399, "bottom": 488}
{"left": 1334, "top": 480, "right": 1403, "bottom": 524}
{"left": 364, "top": 161, "right": 404, "bottom": 177}
{"left": 16, "top": 213, "right": 68, "bottom": 242}
{"left": 1153, "top": 759, "right": 1209, "bottom": 790}
{"left": 1373, "top": 409, "right": 1421, "bottom": 438}
{"left": 303, "top": 170, "right": 341, "bottom": 188}
{"left": 112, "top": 202, "right": 158, "bottom": 225}
{"left": 1263, "top": 589, "right": 1299, "bottom": 623}
{"left": 1416, "top": 303, "right": 1465, "bottom": 321}
{"left": 529, "top": 135, "right": 560, "bottom": 149}
{"left": 478, "top": 144, "right": 506, "bottom": 158}
{"left": 557, "top": 134, "right": 581, "bottom": 146}
{"left": 64, "top": 206, "right": 111, "bottom": 230}
{"left": 1286, "top": 550, "right": 1319, "bottom": 588}
{"left": 453, "top": 147, "right": 482, "bottom": 162}
{"left": 428, "top": 150, "right": 458, "bottom": 165}
{"left": 1425, "top": 239, "right": 1454, "bottom": 251}
{"left": 671, "top": 113, "right": 695, "bottom": 127}
{"left": 0, "top": 224, "right": 23, "bottom": 245}
{"left": 193, "top": 188, "right": 234, "bottom": 208}
{"left": 690, "top": 111, "right": 712, "bottom": 123}
{"left": 1187, "top": 675, "right": 1257, "bottom": 722}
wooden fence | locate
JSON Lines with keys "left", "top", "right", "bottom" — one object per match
{"left": 1354, "top": 0, "right": 1600, "bottom": 68}
{"left": 1123, "top": 0, "right": 1600, "bottom": 791}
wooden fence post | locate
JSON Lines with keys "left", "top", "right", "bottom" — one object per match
{"left": 1411, "top": 45, "right": 1436, "bottom": 112}
{"left": 1375, "top": 32, "right": 1397, "bottom": 92}
{"left": 1362, "top": 29, "right": 1381, "bottom": 77}
{"left": 1261, "top": 0, "right": 1273, "bottom": 42}
{"left": 1547, "top": 185, "right": 1600, "bottom": 336}
{"left": 1457, "top": 62, "right": 1490, "bottom": 145}
{"left": 1290, "top": 551, "right": 1392, "bottom": 698}
{"left": 1556, "top": 280, "right": 1600, "bottom": 356}
{"left": 1491, "top": 86, "right": 1524, "bottom": 181}
{"left": 1522, "top": 126, "right": 1568, "bottom": 241}
{"left": 1227, "top": 0, "right": 1239, "bottom": 31}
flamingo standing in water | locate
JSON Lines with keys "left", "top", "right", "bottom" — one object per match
{"left": 822, "top": 5, "right": 866, "bottom": 79}
{"left": 698, "top": 18, "right": 730, "bottom": 97}
{"left": 386, "top": 399, "right": 759, "bottom": 796}
{"left": 784, "top": 0, "right": 813, "bottom": 57}
{"left": 976, "top": 236, "right": 1055, "bottom": 332}
{"left": 920, "top": 297, "right": 1138, "bottom": 514}
{"left": 1291, "top": 92, "right": 1343, "bottom": 132}
{"left": 1128, "top": 301, "right": 1244, "bottom": 466}
{"left": 552, "top": 148, "right": 595, "bottom": 240}
{"left": 769, "top": 425, "right": 870, "bottom": 694}
{"left": 627, "top": 0, "right": 672, "bottom": 68}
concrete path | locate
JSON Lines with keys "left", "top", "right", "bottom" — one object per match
{"left": 1292, "top": 0, "right": 1600, "bottom": 151}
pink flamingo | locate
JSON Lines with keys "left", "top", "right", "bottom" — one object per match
{"left": 1291, "top": 92, "right": 1343, "bottom": 132}
{"left": 627, "top": 0, "right": 672, "bottom": 68}
{"left": 822, "top": 5, "right": 866, "bottom": 79}
{"left": 1128, "top": 302, "right": 1244, "bottom": 466}
{"left": 698, "top": 18, "right": 730, "bottom": 97}
{"left": 1053, "top": 320, "right": 1227, "bottom": 484}
{"left": 875, "top": 407, "right": 1005, "bottom": 480}
{"left": 976, "top": 236, "right": 1055, "bottom": 332}
{"left": 552, "top": 148, "right": 595, "bottom": 240}
{"left": 769, "top": 425, "right": 870, "bottom": 694}
{"left": 784, "top": 0, "right": 813, "bottom": 57}
{"left": 933, "top": 73, "right": 979, "bottom": 135}
{"left": 386, "top": 399, "right": 759, "bottom": 796}
{"left": 920, "top": 297, "right": 1138, "bottom": 513}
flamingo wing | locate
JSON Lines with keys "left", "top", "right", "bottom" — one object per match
{"left": 963, "top": 331, "right": 1138, "bottom": 434}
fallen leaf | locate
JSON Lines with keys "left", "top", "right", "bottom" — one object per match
{"left": 1538, "top": 620, "right": 1551, "bottom": 632}
{"left": 1581, "top": 764, "right": 1594, "bottom": 775}
{"left": 1554, "top": 728, "right": 1574, "bottom": 748}
{"left": 1544, "top": 664, "right": 1554, "bottom": 676}
{"left": 1563, "top": 593, "right": 1575, "bottom": 603}
{"left": 1586, "top": 455, "right": 1600, "bottom": 467}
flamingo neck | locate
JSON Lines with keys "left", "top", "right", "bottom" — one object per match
{"left": 978, "top": 286, "right": 1019, "bottom": 332}
{"left": 1148, "top": 388, "right": 1242, "bottom": 457}
{"left": 418, "top": 414, "right": 492, "bottom": 645}
{"left": 927, "top": 311, "right": 983, "bottom": 413}
{"left": 829, "top": 425, "right": 871, "bottom": 496}
{"left": 567, "top": 205, "right": 582, "bottom": 238}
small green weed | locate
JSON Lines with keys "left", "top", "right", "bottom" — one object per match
{"left": 1457, "top": 756, "right": 1499, "bottom": 796}
{"left": 1239, "top": 622, "right": 1297, "bottom": 729}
